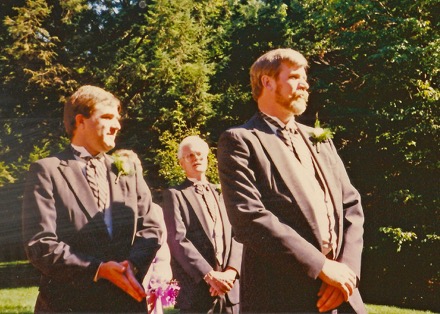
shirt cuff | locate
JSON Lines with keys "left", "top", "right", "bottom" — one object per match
{"left": 93, "top": 262, "right": 103, "bottom": 282}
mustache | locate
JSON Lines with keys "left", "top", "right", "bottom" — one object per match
{"left": 292, "top": 91, "right": 309, "bottom": 101}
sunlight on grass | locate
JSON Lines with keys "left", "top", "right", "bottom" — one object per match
{"left": 0, "top": 260, "right": 30, "bottom": 267}
{"left": 366, "top": 304, "right": 434, "bottom": 314}
{"left": 0, "top": 286, "right": 435, "bottom": 314}
{"left": 0, "top": 286, "right": 38, "bottom": 314}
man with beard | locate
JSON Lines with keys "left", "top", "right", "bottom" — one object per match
{"left": 217, "top": 48, "right": 366, "bottom": 313}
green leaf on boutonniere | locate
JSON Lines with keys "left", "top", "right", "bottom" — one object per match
{"left": 215, "top": 184, "right": 222, "bottom": 195}
{"left": 309, "top": 113, "right": 333, "bottom": 153}
{"left": 112, "top": 149, "right": 140, "bottom": 183}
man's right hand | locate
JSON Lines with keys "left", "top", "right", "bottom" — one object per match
{"left": 96, "top": 261, "right": 146, "bottom": 302}
{"left": 318, "top": 259, "right": 357, "bottom": 301}
{"left": 317, "top": 282, "right": 345, "bottom": 312}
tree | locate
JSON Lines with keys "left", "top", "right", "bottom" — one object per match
{"left": 0, "top": 0, "right": 438, "bottom": 309}
{"left": 292, "top": 0, "right": 439, "bottom": 309}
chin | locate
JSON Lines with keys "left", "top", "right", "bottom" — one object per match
{"left": 290, "top": 102, "right": 307, "bottom": 116}
{"left": 102, "top": 144, "right": 115, "bottom": 153}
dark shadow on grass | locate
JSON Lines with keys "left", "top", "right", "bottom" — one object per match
{"left": 0, "top": 261, "right": 40, "bottom": 288}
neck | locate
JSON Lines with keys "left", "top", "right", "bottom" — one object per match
{"left": 258, "top": 106, "right": 294, "bottom": 125}
{"left": 188, "top": 173, "right": 207, "bottom": 182}
{"left": 71, "top": 139, "right": 101, "bottom": 157}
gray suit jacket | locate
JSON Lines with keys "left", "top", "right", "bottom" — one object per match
{"left": 22, "top": 148, "right": 163, "bottom": 312}
{"left": 162, "top": 179, "right": 243, "bottom": 311}
{"left": 218, "top": 114, "right": 366, "bottom": 313}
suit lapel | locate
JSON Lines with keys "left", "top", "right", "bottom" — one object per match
{"left": 297, "top": 125, "right": 344, "bottom": 253}
{"left": 106, "top": 155, "right": 125, "bottom": 205}
{"left": 58, "top": 150, "right": 100, "bottom": 219}
{"left": 105, "top": 155, "right": 134, "bottom": 243}
{"left": 297, "top": 125, "right": 339, "bottom": 207}
{"left": 251, "top": 116, "right": 323, "bottom": 245}
{"left": 181, "top": 180, "right": 214, "bottom": 245}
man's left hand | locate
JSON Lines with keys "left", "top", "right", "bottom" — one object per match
{"left": 95, "top": 260, "right": 146, "bottom": 302}
{"left": 221, "top": 268, "right": 238, "bottom": 283}
{"left": 121, "top": 260, "right": 146, "bottom": 301}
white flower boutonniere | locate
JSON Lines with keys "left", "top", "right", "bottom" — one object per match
{"left": 309, "top": 113, "right": 333, "bottom": 153}
{"left": 112, "top": 149, "right": 139, "bottom": 184}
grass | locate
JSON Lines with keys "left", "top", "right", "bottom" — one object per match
{"left": 0, "top": 264, "right": 435, "bottom": 314}
{"left": 0, "top": 286, "right": 435, "bottom": 314}
{"left": 0, "top": 286, "right": 37, "bottom": 314}
{"left": 366, "top": 304, "right": 435, "bottom": 314}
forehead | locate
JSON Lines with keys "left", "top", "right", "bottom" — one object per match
{"left": 181, "top": 142, "right": 207, "bottom": 153}
{"left": 92, "top": 102, "right": 121, "bottom": 116}
{"left": 279, "top": 61, "right": 306, "bottom": 75}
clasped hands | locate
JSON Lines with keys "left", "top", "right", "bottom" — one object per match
{"left": 204, "top": 269, "right": 237, "bottom": 297}
{"left": 96, "top": 260, "right": 145, "bottom": 302}
{"left": 317, "top": 259, "right": 357, "bottom": 313}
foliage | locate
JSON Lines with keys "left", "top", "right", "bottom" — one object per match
{"left": 154, "top": 104, "right": 219, "bottom": 187}
{"left": 0, "top": 162, "right": 15, "bottom": 188}
{"left": 0, "top": 0, "right": 438, "bottom": 310}
{"left": 379, "top": 226, "right": 418, "bottom": 252}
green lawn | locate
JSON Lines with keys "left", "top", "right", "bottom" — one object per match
{"left": 366, "top": 304, "right": 435, "bottom": 314}
{"left": 0, "top": 286, "right": 435, "bottom": 314}
{"left": 0, "top": 286, "right": 37, "bottom": 314}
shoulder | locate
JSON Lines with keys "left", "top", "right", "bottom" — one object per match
{"left": 296, "top": 122, "right": 315, "bottom": 132}
{"left": 29, "top": 150, "right": 70, "bottom": 171}
{"left": 163, "top": 183, "right": 187, "bottom": 197}
{"left": 219, "top": 114, "right": 265, "bottom": 143}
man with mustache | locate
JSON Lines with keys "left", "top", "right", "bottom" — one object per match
{"left": 217, "top": 49, "right": 366, "bottom": 313}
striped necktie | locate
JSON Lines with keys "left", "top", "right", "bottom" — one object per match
{"left": 86, "top": 157, "right": 109, "bottom": 212}
{"left": 71, "top": 146, "right": 109, "bottom": 212}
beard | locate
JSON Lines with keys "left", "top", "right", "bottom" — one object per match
{"left": 275, "top": 88, "right": 309, "bottom": 116}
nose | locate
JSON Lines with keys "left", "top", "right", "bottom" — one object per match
{"left": 195, "top": 153, "right": 204, "bottom": 161}
{"left": 298, "top": 78, "right": 309, "bottom": 90}
{"left": 112, "top": 119, "right": 121, "bottom": 131}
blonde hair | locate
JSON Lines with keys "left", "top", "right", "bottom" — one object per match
{"left": 177, "top": 135, "right": 209, "bottom": 159}
{"left": 63, "top": 85, "right": 121, "bottom": 137}
{"left": 250, "top": 48, "right": 308, "bottom": 101}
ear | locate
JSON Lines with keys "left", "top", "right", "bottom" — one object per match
{"left": 75, "top": 114, "right": 85, "bottom": 128}
{"left": 261, "top": 75, "right": 275, "bottom": 91}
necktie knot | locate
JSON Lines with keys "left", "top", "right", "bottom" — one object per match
{"left": 87, "top": 156, "right": 105, "bottom": 168}
{"left": 71, "top": 146, "right": 104, "bottom": 163}
{"left": 195, "top": 183, "right": 209, "bottom": 195}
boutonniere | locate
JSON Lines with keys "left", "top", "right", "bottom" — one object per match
{"left": 214, "top": 184, "right": 222, "bottom": 195}
{"left": 309, "top": 113, "right": 333, "bottom": 153}
{"left": 112, "top": 149, "right": 139, "bottom": 183}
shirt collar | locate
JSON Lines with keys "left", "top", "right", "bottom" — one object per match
{"left": 71, "top": 144, "right": 93, "bottom": 159}
{"left": 259, "top": 110, "right": 297, "bottom": 132}
{"left": 187, "top": 177, "right": 209, "bottom": 185}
